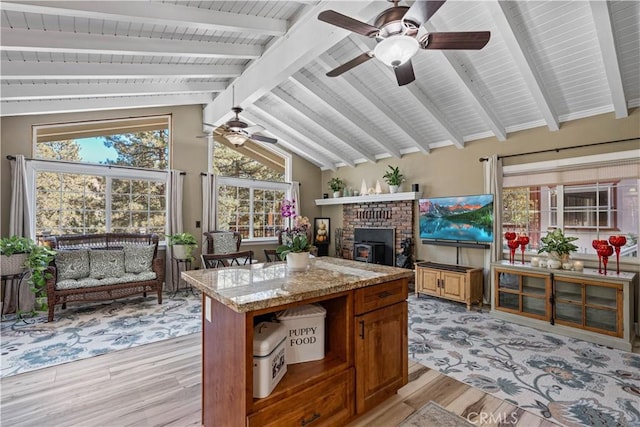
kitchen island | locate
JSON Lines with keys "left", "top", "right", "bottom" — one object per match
{"left": 182, "top": 257, "right": 413, "bottom": 427}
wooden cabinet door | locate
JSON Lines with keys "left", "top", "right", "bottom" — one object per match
{"left": 354, "top": 302, "right": 408, "bottom": 414}
{"left": 441, "top": 271, "right": 466, "bottom": 302}
{"left": 416, "top": 268, "right": 439, "bottom": 296}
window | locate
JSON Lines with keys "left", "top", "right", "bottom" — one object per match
{"left": 217, "top": 177, "right": 287, "bottom": 240}
{"left": 213, "top": 139, "right": 291, "bottom": 242}
{"left": 30, "top": 116, "right": 170, "bottom": 238}
{"left": 502, "top": 150, "right": 639, "bottom": 260}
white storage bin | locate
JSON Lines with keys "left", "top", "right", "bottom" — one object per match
{"left": 253, "top": 321, "right": 287, "bottom": 398}
{"left": 276, "top": 304, "right": 326, "bottom": 364}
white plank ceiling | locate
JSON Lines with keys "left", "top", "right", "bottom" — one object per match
{"left": 1, "top": 1, "right": 638, "bottom": 170}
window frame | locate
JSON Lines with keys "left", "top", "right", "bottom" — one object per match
{"left": 216, "top": 176, "right": 290, "bottom": 244}
{"left": 26, "top": 159, "right": 168, "bottom": 240}
{"left": 501, "top": 149, "right": 639, "bottom": 263}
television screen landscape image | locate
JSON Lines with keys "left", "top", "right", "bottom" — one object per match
{"left": 419, "top": 194, "right": 494, "bottom": 243}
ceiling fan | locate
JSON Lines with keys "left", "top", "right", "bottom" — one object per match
{"left": 318, "top": 0, "right": 490, "bottom": 86}
{"left": 203, "top": 106, "right": 277, "bottom": 146}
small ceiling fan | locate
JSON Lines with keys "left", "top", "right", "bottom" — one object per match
{"left": 318, "top": 0, "right": 490, "bottom": 86}
{"left": 203, "top": 106, "right": 277, "bottom": 146}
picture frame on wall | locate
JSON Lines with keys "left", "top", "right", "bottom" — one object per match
{"left": 314, "top": 218, "right": 330, "bottom": 245}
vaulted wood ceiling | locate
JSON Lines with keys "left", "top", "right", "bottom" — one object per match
{"left": 1, "top": 1, "right": 638, "bottom": 170}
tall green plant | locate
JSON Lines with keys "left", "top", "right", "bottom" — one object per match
{"left": 27, "top": 245, "right": 57, "bottom": 302}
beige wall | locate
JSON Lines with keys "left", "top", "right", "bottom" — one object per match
{"left": 320, "top": 110, "right": 640, "bottom": 269}
{"left": 0, "top": 104, "right": 321, "bottom": 263}
{"left": 2, "top": 107, "right": 637, "bottom": 266}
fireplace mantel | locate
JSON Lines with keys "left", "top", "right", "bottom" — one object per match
{"left": 315, "top": 191, "right": 422, "bottom": 206}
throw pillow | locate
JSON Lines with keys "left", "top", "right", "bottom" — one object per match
{"left": 55, "top": 250, "right": 90, "bottom": 280}
{"left": 123, "top": 244, "right": 155, "bottom": 274}
{"left": 212, "top": 232, "right": 237, "bottom": 254}
{"left": 89, "top": 250, "right": 125, "bottom": 279}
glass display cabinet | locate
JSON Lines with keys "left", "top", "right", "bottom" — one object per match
{"left": 491, "top": 261, "right": 636, "bottom": 351}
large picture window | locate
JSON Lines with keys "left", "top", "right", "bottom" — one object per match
{"left": 213, "top": 138, "right": 291, "bottom": 242}
{"left": 502, "top": 150, "right": 639, "bottom": 261}
{"left": 30, "top": 116, "right": 170, "bottom": 238}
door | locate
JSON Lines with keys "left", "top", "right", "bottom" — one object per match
{"left": 440, "top": 271, "right": 466, "bottom": 302}
{"left": 417, "top": 268, "right": 439, "bottom": 295}
{"left": 355, "top": 302, "right": 407, "bottom": 414}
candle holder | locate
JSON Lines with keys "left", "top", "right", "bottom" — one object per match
{"left": 608, "top": 235, "right": 626, "bottom": 275}
{"left": 507, "top": 239, "right": 520, "bottom": 264}
{"left": 504, "top": 232, "right": 517, "bottom": 263}
{"left": 596, "top": 244, "right": 614, "bottom": 275}
{"left": 591, "top": 239, "right": 608, "bottom": 273}
{"left": 517, "top": 235, "right": 529, "bottom": 264}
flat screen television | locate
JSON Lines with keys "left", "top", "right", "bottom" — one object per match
{"left": 419, "top": 194, "right": 494, "bottom": 243}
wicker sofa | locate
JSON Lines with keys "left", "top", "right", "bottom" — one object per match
{"left": 44, "top": 233, "right": 164, "bottom": 322}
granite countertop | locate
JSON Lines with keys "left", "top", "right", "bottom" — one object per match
{"left": 181, "top": 257, "right": 414, "bottom": 313}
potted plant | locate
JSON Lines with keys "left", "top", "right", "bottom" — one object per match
{"left": 276, "top": 203, "right": 315, "bottom": 270}
{"left": 382, "top": 165, "right": 405, "bottom": 193}
{"left": 537, "top": 228, "right": 578, "bottom": 268}
{"left": 0, "top": 235, "right": 35, "bottom": 276}
{"left": 167, "top": 232, "right": 198, "bottom": 261}
{"left": 26, "top": 244, "right": 57, "bottom": 310}
{"left": 328, "top": 177, "right": 345, "bottom": 198}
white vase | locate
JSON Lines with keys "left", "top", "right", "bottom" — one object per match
{"left": 286, "top": 252, "right": 309, "bottom": 271}
{"left": 172, "top": 245, "right": 192, "bottom": 260}
{"left": 389, "top": 185, "right": 399, "bottom": 194}
{"left": 333, "top": 191, "right": 341, "bottom": 198}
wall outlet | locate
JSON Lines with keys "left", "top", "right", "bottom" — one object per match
{"left": 196, "top": 221, "right": 201, "bottom": 228}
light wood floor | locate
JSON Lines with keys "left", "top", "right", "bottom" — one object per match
{"left": 1, "top": 333, "right": 562, "bottom": 427}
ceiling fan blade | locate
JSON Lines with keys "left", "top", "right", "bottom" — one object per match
{"left": 318, "top": 10, "right": 379, "bottom": 37}
{"left": 251, "top": 134, "right": 278, "bottom": 144}
{"left": 326, "top": 52, "right": 374, "bottom": 77}
{"left": 403, "top": 0, "right": 447, "bottom": 26}
{"left": 394, "top": 60, "right": 416, "bottom": 86}
{"left": 421, "top": 31, "right": 491, "bottom": 50}
{"left": 244, "top": 124, "right": 265, "bottom": 134}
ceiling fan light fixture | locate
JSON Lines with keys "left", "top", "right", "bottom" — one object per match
{"left": 226, "top": 133, "right": 247, "bottom": 146}
{"left": 374, "top": 34, "right": 419, "bottom": 67}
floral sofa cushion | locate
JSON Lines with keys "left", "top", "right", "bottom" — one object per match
{"left": 89, "top": 250, "right": 125, "bottom": 279}
{"left": 123, "top": 244, "right": 155, "bottom": 274}
{"left": 56, "top": 271, "right": 157, "bottom": 290}
{"left": 55, "top": 250, "right": 90, "bottom": 280}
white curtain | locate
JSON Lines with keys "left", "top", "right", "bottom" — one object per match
{"left": 483, "top": 154, "right": 503, "bottom": 303}
{"left": 201, "top": 173, "right": 217, "bottom": 249}
{"left": 165, "top": 170, "right": 184, "bottom": 291}
{"left": 5, "top": 155, "right": 34, "bottom": 313}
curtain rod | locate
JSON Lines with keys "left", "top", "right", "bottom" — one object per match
{"left": 6, "top": 155, "right": 186, "bottom": 175}
{"left": 478, "top": 137, "right": 638, "bottom": 162}
{"left": 200, "top": 172, "right": 298, "bottom": 185}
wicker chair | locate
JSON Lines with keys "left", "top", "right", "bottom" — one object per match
{"left": 203, "top": 231, "right": 242, "bottom": 254}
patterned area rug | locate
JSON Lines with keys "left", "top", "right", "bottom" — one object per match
{"left": 409, "top": 294, "right": 640, "bottom": 427}
{"left": 400, "top": 401, "right": 474, "bottom": 427}
{"left": 1, "top": 292, "right": 201, "bottom": 378}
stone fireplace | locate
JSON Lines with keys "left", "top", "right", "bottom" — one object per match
{"left": 341, "top": 200, "right": 415, "bottom": 267}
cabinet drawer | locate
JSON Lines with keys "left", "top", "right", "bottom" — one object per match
{"left": 247, "top": 369, "right": 354, "bottom": 427}
{"left": 355, "top": 279, "right": 408, "bottom": 315}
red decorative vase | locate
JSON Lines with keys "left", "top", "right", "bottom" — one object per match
{"left": 592, "top": 239, "right": 608, "bottom": 273}
{"left": 597, "top": 245, "right": 614, "bottom": 275}
{"left": 608, "top": 235, "right": 626, "bottom": 275}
